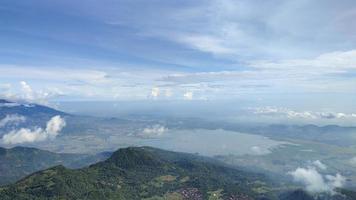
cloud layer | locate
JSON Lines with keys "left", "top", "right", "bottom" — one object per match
{"left": 0, "top": 0, "right": 355, "bottom": 118}
{"left": 2, "top": 115, "right": 66, "bottom": 144}
{"left": 289, "top": 161, "right": 346, "bottom": 193}
{"left": 252, "top": 107, "right": 356, "bottom": 120}
{"left": 139, "top": 125, "right": 167, "bottom": 138}
{"left": 0, "top": 115, "right": 26, "bottom": 128}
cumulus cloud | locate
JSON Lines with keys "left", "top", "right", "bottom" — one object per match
{"left": 289, "top": 163, "right": 346, "bottom": 193}
{"left": 0, "top": 81, "right": 63, "bottom": 105}
{"left": 325, "top": 174, "right": 346, "bottom": 189}
{"left": 150, "top": 87, "right": 160, "bottom": 98}
{"left": 139, "top": 125, "right": 167, "bottom": 138}
{"left": 251, "top": 107, "right": 356, "bottom": 120}
{"left": 313, "top": 160, "right": 327, "bottom": 170}
{"left": 18, "top": 81, "right": 62, "bottom": 105}
{"left": 183, "top": 91, "right": 194, "bottom": 100}
{"left": 289, "top": 167, "right": 328, "bottom": 193}
{"left": 0, "top": 115, "right": 26, "bottom": 128}
{"left": 20, "top": 81, "right": 34, "bottom": 100}
{"left": 149, "top": 87, "right": 174, "bottom": 99}
{"left": 45, "top": 115, "right": 66, "bottom": 136}
{"left": 2, "top": 115, "right": 66, "bottom": 144}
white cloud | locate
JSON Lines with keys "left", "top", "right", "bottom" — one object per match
{"left": 177, "top": 35, "right": 233, "bottom": 55}
{"left": 325, "top": 173, "right": 346, "bottom": 189}
{"left": 150, "top": 87, "right": 160, "bottom": 98}
{"left": 313, "top": 160, "right": 327, "bottom": 170}
{"left": 251, "top": 107, "right": 356, "bottom": 120}
{"left": 0, "top": 115, "right": 26, "bottom": 128}
{"left": 18, "top": 81, "right": 63, "bottom": 105}
{"left": 45, "top": 115, "right": 67, "bottom": 136}
{"left": 2, "top": 115, "right": 66, "bottom": 144}
{"left": 252, "top": 107, "right": 316, "bottom": 119}
{"left": 152, "top": 0, "right": 356, "bottom": 62}
{"left": 289, "top": 167, "right": 328, "bottom": 193}
{"left": 139, "top": 125, "right": 167, "bottom": 138}
{"left": 183, "top": 91, "right": 194, "bottom": 100}
{"left": 250, "top": 50, "right": 356, "bottom": 72}
{"left": 289, "top": 165, "right": 346, "bottom": 193}
{"left": 1, "top": 1, "right": 356, "bottom": 105}
{"left": 149, "top": 87, "right": 173, "bottom": 99}
{"left": 0, "top": 81, "right": 63, "bottom": 105}
{"left": 20, "top": 81, "right": 34, "bottom": 101}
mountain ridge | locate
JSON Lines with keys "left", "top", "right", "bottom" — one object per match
{"left": 0, "top": 99, "right": 67, "bottom": 117}
{"left": 0, "top": 146, "right": 274, "bottom": 200}
{"left": 0, "top": 146, "right": 110, "bottom": 185}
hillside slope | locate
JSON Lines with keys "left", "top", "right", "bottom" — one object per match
{"left": 0, "top": 146, "right": 110, "bottom": 185}
{"left": 0, "top": 147, "right": 274, "bottom": 200}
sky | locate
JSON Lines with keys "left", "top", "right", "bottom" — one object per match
{"left": 0, "top": 0, "right": 356, "bottom": 121}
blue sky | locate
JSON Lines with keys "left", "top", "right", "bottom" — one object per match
{"left": 0, "top": 0, "right": 356, "bottom": 121}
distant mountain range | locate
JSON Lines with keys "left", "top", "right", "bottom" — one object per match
{"left": 0, "top": 99, "right": 70, "bottom": 137}
{"left": 0, "top": 99, "right": 67, "bottom": 118}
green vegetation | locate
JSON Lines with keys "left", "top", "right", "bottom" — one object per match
{"left": 0, "top": 147, "right": 274, "bottom": 200}
{"left": 0, "top": 146, "right": 110, "bottom": 185}
{"left": 1, "top": 146, "right": 356, "bottom": 199}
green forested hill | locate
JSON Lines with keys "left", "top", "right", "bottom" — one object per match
{"left": 0, "top": 147, "right": 274, "bottom": 200}
{"left": 0, "top": 146, "right": 110, "bottom": 186}
{"left": 2, "top": 146, "right": 356, "bottom": 200}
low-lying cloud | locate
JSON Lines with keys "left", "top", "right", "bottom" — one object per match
{"left": 139, "top": 124, "right": 167, "bottom": 138}
{"left": 312, "top": 160, "right": 327, "bottom": 170}
{"left": 0, "top": 81, "right": 62, "bottom": 106}
{"left": 289, "top": 161, "right": 346, "bottom": 193}
{"left": 0, "top": 114, "right": 26, "bottom": 128}
{"left": 2, "top": 115, "right": 66, "bottom": 144}
{"left": 252, "top": 107, "right": 356, "bottom": 120}
{"left": 183, "top": 91, "right": 194, "bottom": 100}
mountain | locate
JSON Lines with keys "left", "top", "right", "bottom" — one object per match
{"left": 0, "top": 99, "right": 12, "bottom": 104}
{"left": 0, "top": 146, "right": 111, "bottom": 185}
{"left": 0, "top": 146, "right": 275, "bottom": 200}
{"left": 0, "top": 99, "right": 67, "bottom": 118}
{"left": 0, "top": 99, "right": 70, "bottom": 135}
